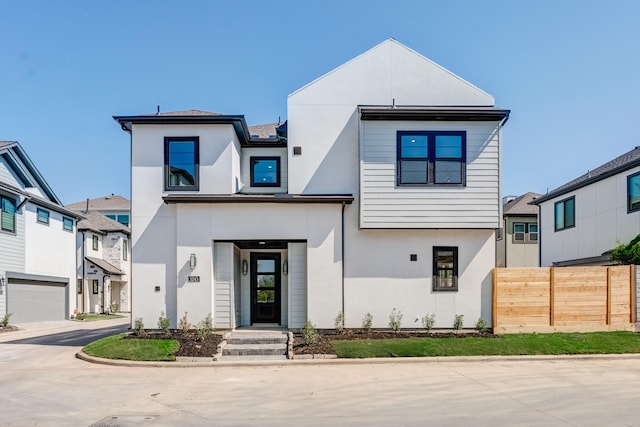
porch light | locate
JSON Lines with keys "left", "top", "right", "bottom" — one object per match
{"left": 189, "top": 253, "right": 197, "bottom": 269}
{"left": 283, "top": 261, "right": 288, "bottom": 275}
{"left": 242, "top": 260, "right": 248, "bottom": 275}
{"left": 0, "top": 277, "right": 4, "bottom": 288}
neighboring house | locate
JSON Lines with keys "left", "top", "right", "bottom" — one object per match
{"left": 72, "top": 211, "right": 131, "bottom": 314}
{"left": 114, "top": 39, "right": 509, "bottom": 329}
{"left": 0, "top": 141, "right": 81, "bottom": 322}
{"left": 66, "top": 194, "right": 130, "bottom": 227}
{"left": 533, "top": 147, "right": 640, "bottom": 266}
{"left": 496, "top": 192, "right": 541, "bottom": 267}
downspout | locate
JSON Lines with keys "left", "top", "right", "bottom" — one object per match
{"left": 81, "top": 231, "right": 86, "bottom": 313}
{"left": 537, "top": 203, "right": 542, "bottom": 267}
{"left": 341, "top": 201, "right": 345, "bottom": 326}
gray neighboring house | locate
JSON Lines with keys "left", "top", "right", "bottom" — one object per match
{"left": 533, "top": 147, "right": 640, "bottom": 266}
{"left": 496, "top": 192, "right": 541, "bottom": 267}
{"left": 66, "top": 195, "right": 132, "bottom": 313}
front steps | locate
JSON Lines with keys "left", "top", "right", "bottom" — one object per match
{"left": 221, "top": 329, "right": 289, "bottom": 361}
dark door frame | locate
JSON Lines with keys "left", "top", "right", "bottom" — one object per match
{"left": 250, "top": 252, "right": 281, "bottom": 324}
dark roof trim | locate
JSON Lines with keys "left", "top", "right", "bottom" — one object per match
{"left": 86, "top": 256, "right": 124, "bottom": 275}
{"left": 0, "top": 182, "right": 83, "bottom": 219}
{"left": 113, "top": 114, "right": 287, "bottom": 147}
{"left": 162, "top": 194, "right": 354, "bottom": 204}
{"left": 359, "top": 106, "right": 510, "bottom": 122}
{"left": 533, "top": 158, "right": 640, "bottom": 204}
{"left": 6, "top": 271, "right": 69, "bottom": 284}
{"left": 552, "top": 251, "right": 613, "bottom": 267}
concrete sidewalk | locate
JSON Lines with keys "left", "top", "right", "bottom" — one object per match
{"left": 0, "top": 314, "right": 130, "bottom": 343}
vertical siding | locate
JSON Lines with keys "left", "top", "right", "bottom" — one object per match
{"left": 240, "top": 147, "right": 288, "bottom": 194}
{"left": 0, "top": 158, "right": 22, "bottom": 188}
{"left": 281, "top": 252, "right": 288, "bottom": 327}
{"left": 288, "top": 242, "right": 307, "bottom": 328}
{"left": 213, "top": 242, "right": 232, "bottom": 328}
{"left": 233, "top": 246, "right": 241, "bottom": 328}
{"left": 360, "top": 120, "right": 501, "bottom": 228}
{"left": 0, "top": 205, "right": 25, "bottom": 316}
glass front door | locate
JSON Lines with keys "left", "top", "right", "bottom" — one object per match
{"left": 250, "top": 253, "right": 281, "bottom": 323}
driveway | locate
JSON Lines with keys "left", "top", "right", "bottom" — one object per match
{"left": 1, "top": 319, "right": 640, "bottom": 426}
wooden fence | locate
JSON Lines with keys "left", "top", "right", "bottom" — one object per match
{"left": 492, "top": 265, "right": 637, "bottom": 333}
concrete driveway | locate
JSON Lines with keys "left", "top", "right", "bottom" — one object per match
{"left": 1, "top": 318, "right": 640, "bottom": 426}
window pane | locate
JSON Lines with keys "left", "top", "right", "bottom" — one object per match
{"left": 168, "top": 141, "right": 195, "bottom": 186}
{"left": 435, "top": 135, "right": 462, "bottom": 158}
{"left": 257, "top": 259, "right": 275, "bottom": 273}
{"left": 257, "top": 275, "right": 275, "bottom": 288}
{"left": 565, "top": 198, "right": 575, "bottom": 228}
{"left": 400, "top": 135, "right": 428, "bottom": 158}
{"left": 514, "top": 223, "right": 525, "bottom": 233}
{"left": 37, "top": 209, "right": 49, "bottom": 224}
{"left": 528, "top": 224, "right": 538, "bottom": 233}
{"left": 434, "top": 160, "right": 462, "bottom": 184}
{"left": 529, "top": 232, "right": 538, "bottom": 241}
{"left": 629, "top": 174, "right": 640, "bottom": 211}
{"left": 63, "top": 217, "right": 73, "bottom": 231}
{"left": 400, "top": 160, "right": 427, "bottom": 184}
{"left": 2, "top": 198, "right": 15, "bottom": 232}
{"left": 105, "top": 214, "right": 116, "bottom": 220}
{"left": 257, "top": 289, "right": 275, "bottom": 303}
{"left": 117, "top": 215, "right": 130, "bottom": 226}
{"left": 555, "top": 202, "right": 565, "bottom": 230}
{"left": 253, "top": 159, "right": 278, "bottom": 185}
{"left": 436, "top": 250, "right": 454, "bottom": 268}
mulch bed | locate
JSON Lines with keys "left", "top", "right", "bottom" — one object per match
{"left": 125, "top": 331, "right": 224, "bottom": 358}
{"left": 0, "top": 325, "right": 19, "bottom": 333}
{"left": 293, "top": 329, "right": 499, "bottom": 355}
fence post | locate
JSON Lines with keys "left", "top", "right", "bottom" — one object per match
{"left": 606, "top": 266, "right": 612, "bottom": 325}
{"left": 549, "top": 267, "right": 555, "bottom": 326}
{"left": 631, "top": 265, "right": 637, "bottom": 324}
{"left": 492, "top": 268, "right": 497, "bottom": 329}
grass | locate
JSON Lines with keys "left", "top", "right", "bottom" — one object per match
{"left": 331, "top": 332, "right": 640, "bottom": 358}
{"left": 83, "top": 334, "right": 180, "bottom": 361}
{"left": 77, "top": 313, "right": 125, "bottom": 322}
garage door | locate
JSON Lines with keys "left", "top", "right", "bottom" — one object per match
{"left": 7, "top": 279, "right": 68, "bottom": 323}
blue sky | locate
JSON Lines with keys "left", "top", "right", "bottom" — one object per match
{"left": 1, "top": 1, "right": 639, "bottom": 204}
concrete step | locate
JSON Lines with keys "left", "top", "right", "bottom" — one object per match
{"left": 226, "top": 336, "right": 287, "bottom": 345}
{"left": 220, "top": 355, "right": 288, "bottom": 362}
{"left": 222, "top": 343, "right": 287, "bottom": 356}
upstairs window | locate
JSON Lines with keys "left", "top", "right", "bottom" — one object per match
{"left": 106, "top": 214, "right": 129, "bottom": 227}
{"left": 513, "top": 222, "right": 538, "bottom": 243}
{"left": 554, "top": 196, "right": 575, "bottom": 231}
{"left": 397, "top": 131, "right": 466, "bottom": 186}
{"left": 250, "top": 157, "right": 280, "bottom": 187}
{"left": 123, "top": 239, "right": 128, "bottom": 261}
{"left": 627, "top": 171, "right": 640, "bottom": 213}
{"left": 37, "top": 208, "right": 49, "bottom": 225}
{"left": 164, "top": 137, "right": 199, "bottom": 191}
{"left": 63, "top": 217, "right": 73, "bottom": 231}
{"left": 1, "top": 196, "right": 16, "bottom": 233}
{"left": 433, "top": 246, "right": 458, "bottom": 292}
{"left": 92, "top": 235, "right": 99, "bottom": 251}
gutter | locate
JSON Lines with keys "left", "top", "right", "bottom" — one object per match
{"left": 341, "top": 201, "right": 346, "bottom": 327}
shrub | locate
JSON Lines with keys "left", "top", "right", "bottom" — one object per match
{"left": 301, "top": 320, "right": 319, "bottom": 344}
{"left": 133, "top": 317, "right": 146, "bottom": 337}
{"left": 1, "top": 313, "right": 12, "bottom": 327}
{"left": 195, "top": 313, "right": 213, "bottom": 341}
{"left": 334, "top": 311, "right": 345, "bottom": 334}
{"left": 157, "top": 311, "right": 170, "bottom": 336}
{"left": 362, "top": 313, "right": 373, "bottom": 332}
{"left": 610, "top": 234, "right": 640, "bottom": 264}
{"left": 453, "top": 314, "right": 464, "bottom": 332}
{"left": 178, "top": 312, "right": 191, "bottom": 333}
{"left": 388, "top": 308, "right": 403, "bottom": 333}
{"left": 475, "top": 318, "right": 487, "bottom": 333}
{"left": 109, "top": 303, "right": 120, "bottom": 314}
{"left": 421, "top": 314, "right": 436, "bottom": 332}
{"left": 76, "top": 312, "right": 86, "bottom": 321}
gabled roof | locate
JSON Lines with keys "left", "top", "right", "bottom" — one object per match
{"left": 75, "top": 211, "right": 130, "bottom": 235}
{"left": 66, "top": 194, "right": 130, "bottom": 212}
{"left": 533, "top": 147, "right": 640, "bottom": 204}
{"left": 504, "top": 192, "right": 541, "bottom": 216}
{"left": 86, "top": 256, "right": 124, "bottom": 275}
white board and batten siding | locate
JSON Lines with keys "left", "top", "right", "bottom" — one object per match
{"left": 213, "top": 242, "right": 233, "bottom": 329}
{"left": 288, "top": 242, "right": 307, "bottom": 328}
{"left": 360, "top": 121, "right": 501, "bottom": 229}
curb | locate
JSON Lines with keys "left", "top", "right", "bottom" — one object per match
{"left": 76, "top": 350, "right": 640, "bottom": 368}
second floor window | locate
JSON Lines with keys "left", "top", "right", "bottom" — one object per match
{"left": 92, "top": 235, "right": 99, "bottom": 250}
{"left": 164, "top": 137, "right": 199, "bottom": 190}
{"left": 1, "top": 196, "right": 16, "bottom": 233}
{"left": 123, "top": 239, "right": 128, "bottom": 261}
{"left": 554, "top": 196, "right": 575, "bottom": 231}
{"left": 63, "top": 217, "right": 73, "bottom": 231}
{"left": 627, "top": 171, "right": 640, "bottom": 213}
{"left": 250, "top": 157, "right": 280, "bottom": 187}
{"left": 513, "top": 222, "right": 538, "bottom": 242}
{"left": 37, "top": 208, "right": 49, "bottom": 225}
{"left": 106, "top": 214, "right": 130, "bottom": 227}
{"left": 397, "top": 131, "right": 466, "bottom": 186}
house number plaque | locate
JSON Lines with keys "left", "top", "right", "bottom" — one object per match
{"left": 188, "top": 276, "right": 200, "bottom": 283}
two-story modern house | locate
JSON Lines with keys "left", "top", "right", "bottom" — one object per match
{"left": 0, "top": 141, "right": 80, "bottom": 322}
{"left": 67, "top": 194, "right": 130, "bottom": 227}
{"left": 533, "top": 147, "right": 640, "bottom": 266}
{"left": 496, "top": 192, "right": 540, "bottom": 267}
{"left": 114, "top": 39, "right": 509, "bottom": 329}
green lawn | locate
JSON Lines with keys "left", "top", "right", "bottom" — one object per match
{"left": 83, "top": 334, "right": 180, "bottom": 361}
{"left": 331, "top": 332, "right": 640, "bottom": 358}
{"left": 77, "top": 313, "right": 125, "bottom": 322}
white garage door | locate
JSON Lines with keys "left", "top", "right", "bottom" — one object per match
{"left": 7, "top": 279, "right": 68, "bottom": 323}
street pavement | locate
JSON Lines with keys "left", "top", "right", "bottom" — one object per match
{"left": 1, "top": 317, "right": 640, "bottom": 426}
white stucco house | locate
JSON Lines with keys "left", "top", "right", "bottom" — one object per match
{"left": 0, "top": 141, "right": 81, "bottom": 322}
{"left": 114, "top": 39, "right": 509, "bottom": 329}
{"left": 533, "top": 147, "right": 640, "bottom": 266}
{"left": 496, "top": 192, "right": 540, "bottom": 267}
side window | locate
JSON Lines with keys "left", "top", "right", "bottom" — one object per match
{"left": 250, "top": 157, "right": 280, "bottom": 187}
{"left": 554, "top": 197, "right": 575, "bottom": 231}
{"left": 37, "top": 208, "right": 49, "bottom": 225}
{"left": 513, "top": 222, "right": 538, "bottom": 243}
{"left": 123, "top": 239, "right": 128, "bottom": 261}
{"left": 433, "top": 246, "right": 458, "bottom": 292}
{"left": 63, "top": 217, "right": 73, "bottom": 231}
{"left": 92, "top": 235, "right": 99, "bottom": 251}
{"left": 1, "top": 196, "right": 16, "bottom": 233}
{"left": 628, "top": 171, "right": 640, "bottom": 213}
{"left": 164, "top": 137, "right": 199, "bottom": 190}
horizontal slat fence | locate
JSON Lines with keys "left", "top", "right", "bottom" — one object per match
{"left": 493, "top": 265, "right": 636, "bottom": 333}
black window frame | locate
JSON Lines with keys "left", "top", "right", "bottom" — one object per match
{"left": 164, "top": 136, "right": 199, "bottom": 191}
{"left": 92, "top": 235, "right": 99, "bottom": 251}
{"left": 432, "top": 246, "right": 459, "bottom": 292}
{"left": 0, "top": 195, "right": 16, "bottom": 234}
{"left": 123, "top": 239, "right": 128, "bottom": 261}
{"left": 397, "top": 131, "right": 466, "bottom": 187}
{"left": 554, "top": 196, "right": 575, "bottom": 232}
{"left": 63, "top": 217, "right": 73, "bottom": 232}
{"left": 92, "top": 279, "right": 99, "bottom": 294}
{"left": 627, "top": 171, "right": 640, "bottom": 213}
{"left": 36, "top": 208, "right": 49, "bottom": 225}
{"left": 250, "top": 156, "right": 281, "bottom": 187}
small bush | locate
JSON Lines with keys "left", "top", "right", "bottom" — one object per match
{"left": 388, "top": 308, "right": 403, "bottom": 333}
{"left": 76, "top": 312, "right": 86, "bottom": 321}
{"left": 195, "top": 313, "right": 213, "bottom": 341}
{"left": 178, "top": 312, "right": 191, "bottom": 333}
{"left": 475, "top": 318, "right": 487, "bottom": 333}
{"left": 334, "top": 311, "right": 345, "bottom": 334}
{"left": 1, "top": 313, "right": 12, "bottom": 327}
{"left": 157, "top": 311, "right": 170, "bottom": 336}
{"left": 301, "top": 320, "right": 319, "bottom": 344}
{"left": 421, "top": 314, "right": 436, "bottom": 332}
{"left": 453, "top": 314, "right": 464, "bottom": 332}
{"left": 362, "top": 313, "right": 373, "bottom": 332}
{"left": 110, "top": 303, "right": 120, "bottom": 314}
{"left": 133, "top": 317, "right": 146, "bottom": 337}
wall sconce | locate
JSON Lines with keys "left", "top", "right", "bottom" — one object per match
{"left": 283, "top": 260, "right": 288, "bottom": 275}
{"left": 189, "top": 253, "right": 197, "bottom": 269}
{"left": 242, "top": 260, "right": 248, "bottom": 275}
{"left": 0, "top": 277, "right": 4, "bottom": 288}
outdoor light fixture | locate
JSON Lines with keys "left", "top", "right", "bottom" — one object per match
{"left": 283, "top": 260, "right": 288, "bottom": 275}
{"left": 189, "top": 253, "right": 197, "bottom": 269}
{"left": 0, "top": 277, "right": 4, "bottom": 288}
{"left": 242, "top": 260, "right": 248, "bottom": 275}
